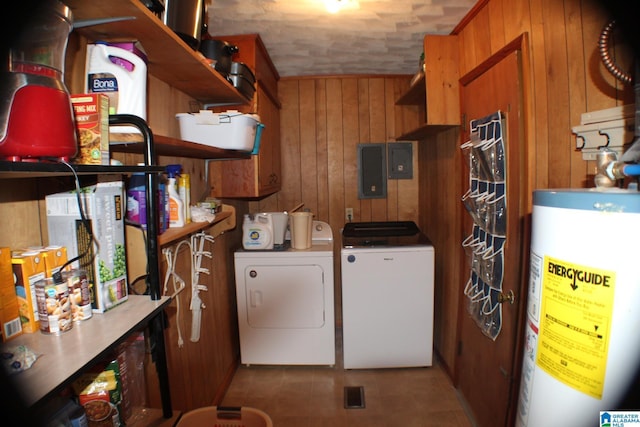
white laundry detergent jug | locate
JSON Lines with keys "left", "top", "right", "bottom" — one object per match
{"left": 242, "top": 213, "right": 274, "bottom": 250}
{"left": 266, "top": 212, "right": 288, "bottom": 247}
{"left": 86, "top": 43, "right": 147, "bottom": 134}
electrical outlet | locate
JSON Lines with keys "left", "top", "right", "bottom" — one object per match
{"left": 345, "top": 208, "right": 353, "bottom": 222}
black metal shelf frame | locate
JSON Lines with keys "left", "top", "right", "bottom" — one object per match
{"left": 0, "top": 114, "right": 173, "bottom": 418}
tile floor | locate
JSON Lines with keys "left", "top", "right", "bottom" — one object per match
{"left": 221, "top": 329, "right": 475, "bottom": 427}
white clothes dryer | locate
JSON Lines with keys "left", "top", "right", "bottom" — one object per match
{"left": 234, "top": 220, "right": 335, "bottom": 366}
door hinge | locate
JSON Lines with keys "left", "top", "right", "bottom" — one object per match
{"left": 461, "top": 113, "right": 466, "bottom": 132}
{"left": 457, "top": 340, "right": 463, "bottom": 356}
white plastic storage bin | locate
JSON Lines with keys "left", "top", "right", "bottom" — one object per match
{"left": 176, "top": 110, "right": 260, "bottom": 151}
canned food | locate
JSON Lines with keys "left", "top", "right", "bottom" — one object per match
{"left": 64, "top": 270, "right": 93, "bottom": 322}
{"left": 35, "top": 277, "right": 72, "bottom": 334}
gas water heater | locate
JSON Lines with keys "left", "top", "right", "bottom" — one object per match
{"left": 516, "top": 189, "right": 640, "bottom": 427}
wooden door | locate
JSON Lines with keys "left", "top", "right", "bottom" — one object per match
{"left": 456, "top": 36, "right": 530, "bottom": 427}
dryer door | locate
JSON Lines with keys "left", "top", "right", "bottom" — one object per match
{"left": 244, "top": 264, "right": 325, "bottom": 329}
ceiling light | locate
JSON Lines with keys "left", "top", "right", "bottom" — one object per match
{"left": 324, "top": 0, "right": 359, "bottom": 14}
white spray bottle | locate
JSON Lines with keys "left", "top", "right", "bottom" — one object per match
{"left": 165, "top": 164, "right": 184, "bottom": 228}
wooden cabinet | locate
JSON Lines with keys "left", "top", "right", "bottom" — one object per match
{"left": 208, "top": 34, "right": 282, "bottom": 198}
{"left": 396, "top": 35, "right": 460, "bottom": 140}
{"left": 211, "top": 86, "right": 281, "bottom": 198}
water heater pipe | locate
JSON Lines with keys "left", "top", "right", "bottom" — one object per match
{"left": 606, "top": 161, "right": 640, "bottom": 179}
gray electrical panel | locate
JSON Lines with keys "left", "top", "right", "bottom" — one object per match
{"left": 388, "top": 142, "right": 413, "bottom": 179}
{"left": 357, "top": 143, "right": 387, "bottom": 199}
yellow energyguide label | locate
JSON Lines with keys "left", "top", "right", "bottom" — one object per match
{"left": 536, "top": 256, "right": 615, "bottom": 399}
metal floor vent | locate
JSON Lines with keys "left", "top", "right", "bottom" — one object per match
{"left": 344, "top": 386, "right": 365, "bottom": 409}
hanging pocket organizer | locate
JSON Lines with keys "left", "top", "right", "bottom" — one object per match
{"left": 460, "top": 111, "right": 506, "bottom": 341}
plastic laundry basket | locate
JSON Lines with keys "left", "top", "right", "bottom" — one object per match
{"left": 175, "top": 406, "right": 273, "bottom": 427}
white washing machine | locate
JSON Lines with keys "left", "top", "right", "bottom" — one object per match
{"left": 234, "top": 220, "right": 335, "bottom": 366}
{"left": 341, "top": 221, "right": 435, "bottom": 369}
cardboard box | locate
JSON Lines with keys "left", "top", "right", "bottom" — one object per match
{"left": 0, "top": 247, "right": 22, "bottom": 341}
{"left": 71, "top": 93, "right": 109, "bottom": 165}
{"left": 20, "top": 245, "right": 71, "bottom": 279}
{"left": 46, "top": 181, "right": 128, "bottom": 313}
{"left": 14, "top": 245, "right": 68, "bottom": 278}
{"left": 12, "top": 250, "right": 46, "bottom": 333}
{"left": 41, "top": 245, "right": 70, "bottom": 278}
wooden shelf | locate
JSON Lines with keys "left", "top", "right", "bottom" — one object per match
{"left": 396, "top": 72, "right": 426, "bottom": 106}
{"left": 110, "top": 135, "right": 252, "bottom": 160}
{"left": 2, "top": 295, "right": 171, "bottom": 409}
{"left": 397, "top": 124, "right": 458, "bottom": 140}
{"left": 394, "top": 35, "right": 461, "bottom": 141}
{"left": 0, "top": 161, "right": 164, "bottom": 179}
{"left": 158, "top": 205, "right": 236, "bottom": 247}
{"left": 65, "top": 0, "right": 246, "bottom": 105}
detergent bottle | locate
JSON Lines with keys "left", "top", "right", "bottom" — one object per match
{"left": 242, "top": 214, "right": 274, "bottom": 250}
{"left": 86, "top": 42, "right": 147, "bottom": 134}
{"left": 126, "top": 164, "right": 146, "bottom": 228}
{"left": 165, "top": 164, "right": 184, "bottom": 228}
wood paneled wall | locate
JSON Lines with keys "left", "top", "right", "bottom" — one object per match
{"left": 249, "top": 76, "right": 422, "bottom": 323}
{"left": 419, "top": 0, "right": 634, "bottom": 377}
{"left": 418, "top": 128, "right": 464, "bottom": 372}
{"left": 457, "top": 0, "right": 632, "bottom": 192}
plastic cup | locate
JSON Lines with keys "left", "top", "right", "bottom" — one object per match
{"left": 290, "top": 212, "right": 313, "bottom": 249}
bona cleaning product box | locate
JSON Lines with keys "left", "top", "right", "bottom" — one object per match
{"left": 46, "top": 181, "right": 128, "bottom": 313}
